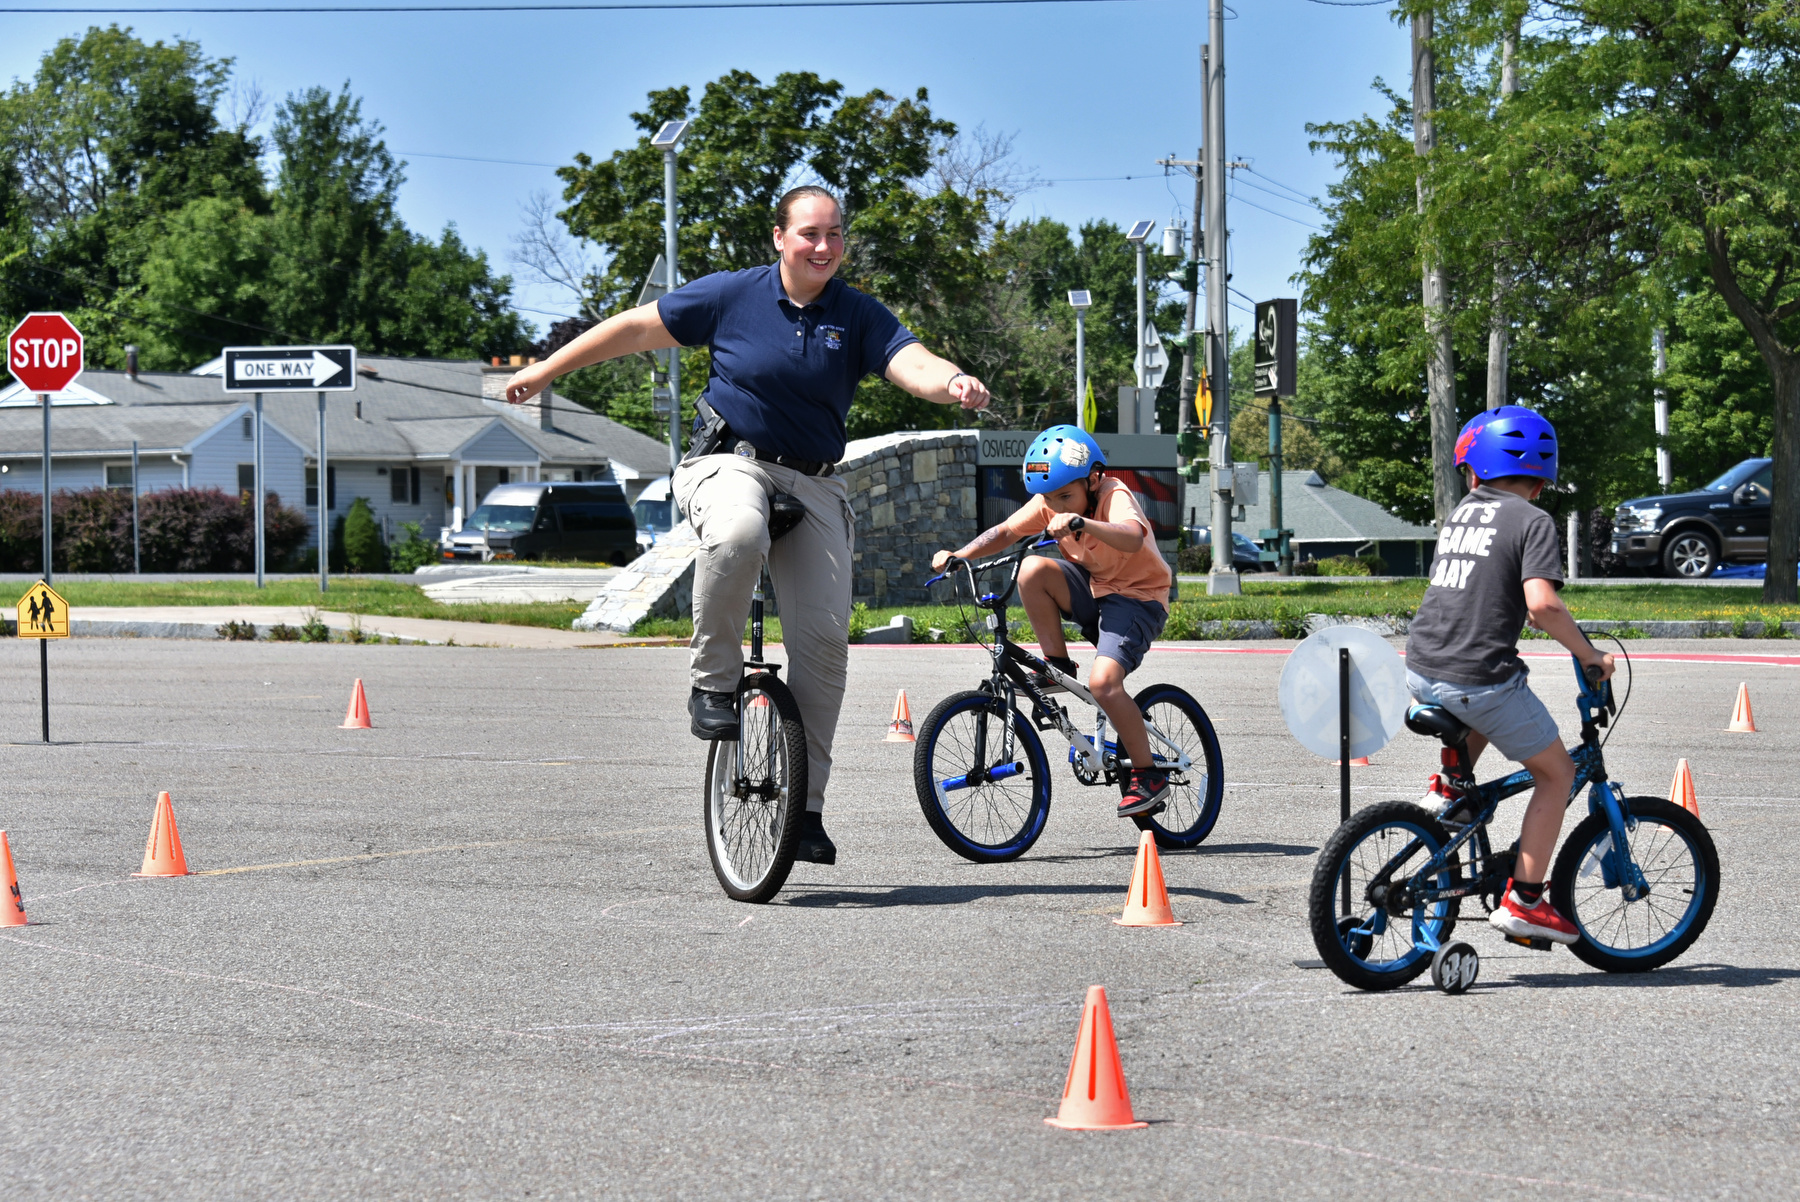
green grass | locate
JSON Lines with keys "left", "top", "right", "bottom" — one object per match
{"left": 635, "top": 579, "right": 1800, "bottom": 642}
{"left": 38, "top": 578, "right": 587, "bottom": 631}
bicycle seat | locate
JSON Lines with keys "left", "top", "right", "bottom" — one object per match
{"left": 1405, "top": 703, "right": 1469, "bottom": 743}
{"left": 769, "top": 492, "right": 806, "bottom": 541}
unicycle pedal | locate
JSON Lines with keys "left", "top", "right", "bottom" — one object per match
{"left": 1503, "top": 934, "right": 1554, "bottom": 951}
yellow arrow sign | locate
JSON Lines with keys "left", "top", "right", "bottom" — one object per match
{"left": 17, "top": 580, "right": 69, "bottom": 639}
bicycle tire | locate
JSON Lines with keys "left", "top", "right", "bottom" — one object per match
{"left": 704, "top": 671, "right": 807, "bottom": 903}
{"left": 1551, "top": 796, "right": 1719, "bottom": 973}
{"left": 913, "top": 690, "right": 1051, "bottom": 863}
{"left": 1128, "top": 683, "right": 1225, "bottom": 849}
{"left": 1308, "top": 802, "right": 1460, "bottom": 991}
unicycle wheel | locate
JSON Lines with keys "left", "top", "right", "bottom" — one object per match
{"left": 704, "top": 671, "right": 807, "bottom": 902}
{"left": 1430, "top": 942, "right": 1479, "bottom": 994}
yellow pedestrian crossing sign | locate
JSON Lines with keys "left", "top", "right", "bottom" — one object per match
{"left": 1081, "top": 378, "right": 1098, "bottom": 432}
{"left": 17, "top": 580, "right": 68, "bottom": 639}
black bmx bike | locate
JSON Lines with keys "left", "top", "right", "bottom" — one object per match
{"left": 912, "top": 535, "right": 1224, "bottom": 861}
{"left": 701, "top": 497, "right": 809, "bottom": 903}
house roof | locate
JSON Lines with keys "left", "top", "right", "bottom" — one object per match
{"left": 0, "top": 356, "right": 675, "bottom": 479}
{"left": 1238, "top": 470, "right": 1439, "bottom": 543}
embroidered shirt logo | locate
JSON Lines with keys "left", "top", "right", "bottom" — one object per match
{"left": 821, "top": 325, "right": 845, "bottom": 351}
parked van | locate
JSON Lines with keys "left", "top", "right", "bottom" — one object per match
{"left": 442, "top": 482, "right": 638, "bottom": 564}
{"left": 633, "top": 476, "right": 675, "bottom": 551}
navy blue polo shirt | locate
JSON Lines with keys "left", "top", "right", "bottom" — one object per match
{"left": 658, "top": 264, "right": 918, "bottom": 463}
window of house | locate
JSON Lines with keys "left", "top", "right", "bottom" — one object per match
{"left": 104, "top": 464, "right": 133, "bottom": 490}
{"left": 242, "top": 415, "right": 253, "bottom": 440}
{"left": 237, "top": 464, "right": 255, "bottom": 494}
{"left": 391, "top": 465, "right": 410, "bottom": 503}
{"left": 306, "top": 465, "right": 337, "bottom": 509}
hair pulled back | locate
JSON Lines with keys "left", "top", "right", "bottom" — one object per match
{"left": 775, "top": 185, "right": 842, "bottom": 230}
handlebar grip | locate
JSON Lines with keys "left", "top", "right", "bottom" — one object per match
{"left": 1069, "top": 515, "right": 1085, "bottom": 533}
{"left": 1583, "top": 663, "right": 1603, "bottom": 685}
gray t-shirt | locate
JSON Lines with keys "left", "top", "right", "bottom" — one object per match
{"left": 1405, "top": 485, "right": 1565, "bottom": 686}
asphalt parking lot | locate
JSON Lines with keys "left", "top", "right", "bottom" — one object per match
{"left": 1, "top": 636, "right": 1795, "bottom": 1199}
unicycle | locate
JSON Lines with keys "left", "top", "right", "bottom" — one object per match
{"left": 702, "top": 501, "right": 809, "bottom": 903}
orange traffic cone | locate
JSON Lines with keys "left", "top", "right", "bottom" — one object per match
{"left": 134, "top": 792, "right": 190, "bottom": 877}
{"left": 1045, "top": 985, "right": 1147, "bottom": 1130}
{"left": 885, "top": 689, "right": 916, "bottom": 743}
{"left": 1726, "top": 683, "right": 1757, "bottom": 733}
{"left": 1, "top": 830, "right": 26, "bottom": 926}
{"left": 1115, "top": 830, "right": 1181, "bottom": 927}
{"left": 1669, "top": 758, "right": 1699, "bottom": 817}
{"left": 341, "top": 678, "right": 373, "bottom": 729}
{"left": 1332, "top": 757, "right": 1372, "bottom": 767}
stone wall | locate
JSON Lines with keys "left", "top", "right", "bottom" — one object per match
{"left": 840, "top": 430, "right": 980, "bottom": 605}
{"left": 573, "top": 429, "right": 981, "bottom": 630}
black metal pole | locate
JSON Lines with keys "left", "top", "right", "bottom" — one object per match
{"left": 40, "top": 637, "right": 48, "bottom": 744}
{"left": 1339, "top": 646, "right": 1352, "bottom": 914}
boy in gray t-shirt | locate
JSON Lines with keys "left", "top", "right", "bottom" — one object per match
{"left": 1405, "top": 406, "right": 1613, "bottom": 946}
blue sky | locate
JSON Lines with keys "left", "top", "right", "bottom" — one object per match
{"left": 1, "top": 0, "right": 1410, "bottom": 339}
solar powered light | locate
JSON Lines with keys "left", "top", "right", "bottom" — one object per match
{"left": 649, "top": 119, "right": 690, "bottom": 148}
{"left": 651, "top": 118, "right": 691, "bottom": 482}
{"left": 1125, "top": 222, "right": 1155, "bottom": 386}
{"left": 1069, "top": 291, "right": 1093, "bottom": 426}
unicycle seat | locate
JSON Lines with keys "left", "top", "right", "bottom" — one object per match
{"left": 1405, "top": 703, "right": 1468, "bottom": 744}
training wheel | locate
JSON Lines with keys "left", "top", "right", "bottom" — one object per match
{"left": 1431, "top": 941, "right": 1479, "bottom": 994}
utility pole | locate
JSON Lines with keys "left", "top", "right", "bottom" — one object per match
{"left": 1414, "top": 10, "right": 1461, "bottom": 528}
{"left": 1485, "top": 18, "right": 1519, "bottom": 412}
{"left": 1205, "top": 0, "right": 1238, "bottom": 595}
{"left": 1654, "top": 327, "right": 1672, "bottom": 487}
{"left": 253, "top": 393, "right": 265, "bottom": 588}
{"left": 317, "top": 391, "right": 329, "bottom": 593}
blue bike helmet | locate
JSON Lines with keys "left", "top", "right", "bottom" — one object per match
{"left": 1022, "top": 425, "right": 1106, "bottom": 494}
{"left": 1454, "top": 405, "right": 1558, "bottom": 483}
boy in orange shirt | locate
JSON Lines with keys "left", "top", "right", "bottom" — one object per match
{"left": 932, "top": 426, "right": 1173, "bottom": 817}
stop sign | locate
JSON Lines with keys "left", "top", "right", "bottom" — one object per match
{"left": 8, "top": 312, "right": 84, "bottom": 393}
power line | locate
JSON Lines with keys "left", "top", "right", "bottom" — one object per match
{"left": 0, "top": 0, "right": 1147, "bottom": 11}
{"left": 398, "top": 149, "right": 560, "bottom": 168}
{"left": 1231, "top": 172, "right": 1322, "bottom": 212}
{"left": 1240, "top": 165, "right": 1317, "bottom": 205}
{"left": 1228, "top": 188, "right": 1322, "bottom": 231}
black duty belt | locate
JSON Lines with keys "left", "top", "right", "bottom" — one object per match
{"left": 729, "top": 439, "right": 834, "bottom": 478}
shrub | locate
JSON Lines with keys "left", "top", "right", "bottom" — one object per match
{"left": 1357, "top": 553, "right": 1389, "bottom": 576}
{"left": 216, "top": 620, "right": 258, "bottom": 641}
{"left": 299, "top": 611, "right": 330, "bottom": 642}
{"left": 341, "top": 497, "right": 386, "bottom": 572}
{"left": 267, "top": 623, "right": 300, "bottom": 642}
{"left": 1176, "top": 544, "right": 1211, "bottom": 574}
{"left": 1315, "top": 555, "right": 1373, "bottom": 577}
{"left": 1292, "top": 559, "right": 1320, "bottom": 576}
{"left": 387, "top": 520, "right": 438, "bottom": 574}
{"left": 0, "top": 487, "right": 312, "bottom": 573}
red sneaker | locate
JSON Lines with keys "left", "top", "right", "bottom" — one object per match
{"left": 1487, "top": 880, "right": 1579, "bottom": 945}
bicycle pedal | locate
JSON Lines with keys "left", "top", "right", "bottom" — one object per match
{"left": 1503, "top": 935, "right": 1554, "bottom": 952}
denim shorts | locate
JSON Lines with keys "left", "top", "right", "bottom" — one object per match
{"left": 1406, "top": 667, "right": 1563, "bottom": 762}
{"left": 1055, "top": 559, "right": 1167, "bottom": 675}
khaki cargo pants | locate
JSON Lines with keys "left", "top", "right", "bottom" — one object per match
{"left": 673, "top": 453, "right": 853, "bottom": 812}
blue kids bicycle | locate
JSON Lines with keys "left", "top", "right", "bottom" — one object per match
{"left": 1308, "top": 647, "right": 1720, "bottom": 993}
{"left": 912, "top": 535, "right": 1224, "bottom": 861}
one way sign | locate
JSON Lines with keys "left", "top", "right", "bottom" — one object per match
{"left": 221, "top": 345, "right": 357, "bottom": 393}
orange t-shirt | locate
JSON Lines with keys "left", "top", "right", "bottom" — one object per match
{"left": 1006, "top": 477, "right": 1172, "bottom": 606}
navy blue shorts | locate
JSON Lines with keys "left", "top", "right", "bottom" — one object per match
{"left": 1055, "top": 559, "right": 1167, "bottom": 674}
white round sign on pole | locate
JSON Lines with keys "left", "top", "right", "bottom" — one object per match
{"left": 1279, "top": 626, "right": 1410, "bottom": 761}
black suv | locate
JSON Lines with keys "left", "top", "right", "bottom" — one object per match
{"left": 441, "top": 482, "right": 639, "bottom": 564}
{"left": 1611, "top": 457, "right": 1772, "bottom": 578}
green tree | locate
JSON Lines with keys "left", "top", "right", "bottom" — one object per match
{"left": 341, "top": 496, "right": 385, "bottom": 572}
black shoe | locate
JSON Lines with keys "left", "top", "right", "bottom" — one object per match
{"left": 795, "top": 810, "right": 837, "bottom": 865}
{"left": 1029, "top": 655, "right": 1079, "bottom": 695}
{"left": 1118, "top": 768, "right": 1169, "bottom": 818}
{"left": 689, "top": 687, "right": 739, "bottom": 741}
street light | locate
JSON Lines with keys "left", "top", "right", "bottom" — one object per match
{"left": 651, "top": 120, "right": 690, "bottom": 476}
{"left": 1068, "top": 290, "right": 1092, "bottom": 429}
{"left": 1125, "top": 221, "right": 1155, "bottom": 390}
